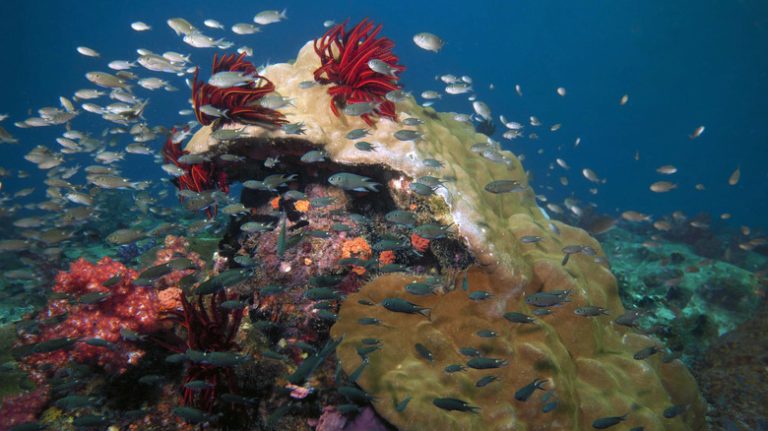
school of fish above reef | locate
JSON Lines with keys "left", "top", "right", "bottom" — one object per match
{"left": 0, "top": 7, "right": 766, "bottom": 431}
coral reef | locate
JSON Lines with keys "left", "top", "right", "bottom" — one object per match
{"left": 691, "top": 301, "right": 768, "bottom": 430}
{"left": 178, "top": 38, "right": 707, "bottom": 430}
{"left": 603, "top": 227, "right": 761, "bottom": 361}
{"left": 0, "top": 30, "right": 723, "bottom": 431}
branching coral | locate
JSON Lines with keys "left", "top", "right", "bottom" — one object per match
{"left": 313, "top": 18, "right": 404, "bottom": 126}
{"left": 192, "top": 52, "right": 287, "bottom": 127}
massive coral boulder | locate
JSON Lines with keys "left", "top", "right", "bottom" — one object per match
{"left": 332, "top": 268, "right": 704, "bottom": 431}
{"left": 185, "top": 41, "right": 705, "bottom": 430}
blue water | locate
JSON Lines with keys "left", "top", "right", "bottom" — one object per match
{"left": 1, "top": 0, "right": 767, "bottom": 226}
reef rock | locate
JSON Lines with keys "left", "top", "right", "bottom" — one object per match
{"left": 186, "top": 41, "right": 706, "bottom": 431}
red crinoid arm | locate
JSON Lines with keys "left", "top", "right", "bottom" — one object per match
{"left": 313, "top": 18, "right": 404, "bottom": 124}
{"left": 192, "top": 52, "right": 285, "bottom": 127}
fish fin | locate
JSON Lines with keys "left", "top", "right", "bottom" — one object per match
{"left": 418, "top": 308, "right": 432, "bottom": 321}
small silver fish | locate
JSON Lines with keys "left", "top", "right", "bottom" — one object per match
{"left": 573, "top": 306, "right": 609, "bottom": 317}
{"left": 281, "top": 122, "right": 306, "bottom": 135}
{"left": 241, "top": 221, "right": 274, "bottom": 233}
{"left": 253, "top": 9, "right": 287, "bottom": 25}
{"left": 259, "top": 94, "right": 294, "bottom": 110}
{"left": 199, "top": 104, "right": 228, "bottom": 118}
{"left": 402, "top": 117, "right": 423, "bottom": 126}
{"left": 385, "top": 89, "right": 410, "bottom": 102}
{"left": 343, "top": 102, "right": 378, "bottom": 117}
{"left": 484, "top": 180, "right": 525, "bottom": 194}
{"left": 328, "top": 173, "right": 380, "bottom": 192}
{"left": 368, "top": 59, "right": 399, "bottom": 76}
{"left": 413, "top": 32, "right": 444, "bottom": 52}
{"left": 204, "top": 19, "right": 225, "bottom": 29}
{"left": 208, "top": 71, "right": 255, "bottom": 88}
{"left": 354, "top": 141, "right": 376, "bottom": 152}
{"left": 232, "top": 23, "right": 260, "bottom": 35}
{"left": 298, "top": 80, "right": 317, "bottom": 89}
{"left": 131, "top": 21, "right": 151, "bottom": 31}
{"left": 162, "top": 164, "right": 185, "bottom": 177}
{"left": 300, "top": 150, "right": 327, "bottom": 163}
{"left": 346, "top": 128, "right": 369, "bottom": 140}
{"left": 421, "top": 90, "right": 441, "bottom": 100}
{"left": 393, "top": 130, "right": 422, "bottom": 141}
{"left": 77, "top": 46, "right": 100, "bottom": 57}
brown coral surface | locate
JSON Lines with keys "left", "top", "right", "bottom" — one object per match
{"left": 332, "top": 267, "right": 705, "bottom": 431}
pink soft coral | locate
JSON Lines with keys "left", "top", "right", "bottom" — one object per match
{"left": 17, "top": 258, "right": 160, "bottom": 381}
{"left": 0, "top": 386, "right": 50, "bottom": 431}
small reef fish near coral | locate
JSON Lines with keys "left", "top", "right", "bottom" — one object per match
{"left": 0, "top": 2, "right": 766, "bottom": 431}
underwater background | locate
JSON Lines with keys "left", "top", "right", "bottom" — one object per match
{"left": 0, "top": 1, "right": 767, "bottom": 430}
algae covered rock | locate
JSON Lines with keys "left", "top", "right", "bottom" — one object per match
{"left": 185, "top": 41, "right": 705, "bottom": 431}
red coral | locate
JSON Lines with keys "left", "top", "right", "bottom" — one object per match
{"left": 17, "top": 258, "right": 160, "bottom": 382}
{"left": 410, "top": 232, "right": 430, "bottom": 253}
{"left": 192, "top": 52, "right": 287, "bottom": 127}
{"left": 0, "top": 386, "right": 50, "bottom": 431}
{"left": 313, "top": 18, "right": 404, "bottom": 126}
{"left": 163, "top": 128, "right": 229, "bottom": 217}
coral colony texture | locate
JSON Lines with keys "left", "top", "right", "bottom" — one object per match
{"left": 176, "top": 29, "right": 706, "bottom": 429}
{"left": 0, "top": 19, "right": 716, "bottom": 431}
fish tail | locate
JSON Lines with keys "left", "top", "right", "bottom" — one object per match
{"left": 418, "top": 308, "right": 432, "bottom": 321}
{"left": 131, "top": 181, "right": 150, "bottom": 191}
